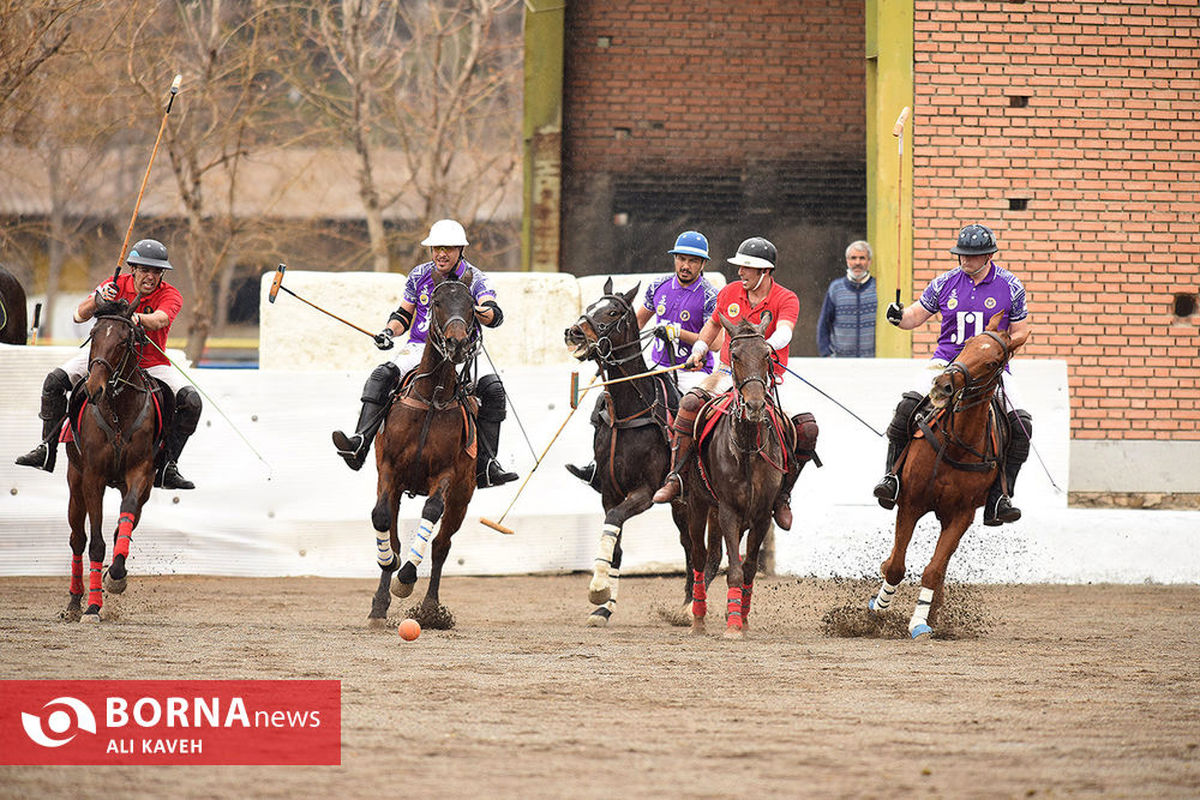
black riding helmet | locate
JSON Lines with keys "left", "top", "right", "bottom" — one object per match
{"left": 126, "top": 239, "right": 173, "bottom": 270}
{"left": 727, "top": 237, "right": 777, "bottom": 270}
{"left": 949, "top": 224, "right": 998, "bottom": 256}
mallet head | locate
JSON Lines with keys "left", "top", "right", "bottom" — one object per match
{"left": 269, "top": 264, "right": 286, "bottom": 304}
{"left": 892, "top": 106, "right": 911, "bottom": 137}
{"left": 170, "top": 74, "right": 182, "bottom": 94}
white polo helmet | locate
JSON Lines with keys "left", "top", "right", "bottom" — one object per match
{"left": 421, "top": 219, "right": 469, "bottom": 247}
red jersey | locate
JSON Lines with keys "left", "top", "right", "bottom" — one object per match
{"left": 710, "top": 279, "right": 799, "bottom": 376}
{"left": 112, "top": 273, "right": 183, "bottom": 369}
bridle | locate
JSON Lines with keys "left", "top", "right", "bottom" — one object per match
{"left": 572, "top": 292, "right": 645, "bottom": 367}
{"left": 85, "top": 314, "right": 148, "bottom": 400}
{"left": 425, "top": 280, "right": 480, "bottom": 365}
{"left": 938, "top": 330, "right": 1010, "bottom": 412}
{"left": 728, "top": 331, "right": 774, "bottom": 423}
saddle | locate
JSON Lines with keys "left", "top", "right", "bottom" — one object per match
{"left": 391, "top": 371, "right": 479, "bottom": 459}
{"left": 904, "top": 395, "right": 1010, "bottom": 483}
{"left": 64, "top": 376, "right": 170, "bottom": 447}
{"left": 690, "top": 390, "right": 796, "bottom": 501}
{"left": 590, "top": 372, "right": 678, "bottom": 439}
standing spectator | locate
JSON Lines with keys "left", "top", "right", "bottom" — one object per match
{"left": 817, "top": 240, "right": 877, "bottom": 357}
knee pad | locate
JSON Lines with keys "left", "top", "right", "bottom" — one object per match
{"left": 1007, "top": 409, "right": 1032, "bottom": 462}
{"left": 588, "top": 392, "right": 605, "bottom": 427}
{"left": 887, "top": 391, "right": 924, "bottom": 441}
{"left": 175, "top": 386, "right": 203, "bottom": 434}
{"left": 680, "top": 389, "right": 707, "bottom": 416}
{"left": 363, "top": 362, "right": 401, "bottom": 404}
{"left": 475, "top": 373, "right": 506, "bottom": 422}
{"left": 45, "top": 368, "right": 72, "bottom": 395}
{"left": 791, "top": 412, "right": 819, "bottom": 451}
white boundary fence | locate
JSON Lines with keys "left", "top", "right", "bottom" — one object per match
{"left": 2, "top": 270, "right": 1197, "bottom": 583}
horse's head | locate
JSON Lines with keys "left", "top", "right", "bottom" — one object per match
{"left": 428, "top": 269, "right": 480, "bottom": 364}
{"left": 85, "top": 299, "right": 145, "bottom": 404}
{"left": 929, "top": 312, "right": 1028, "bottom": 410}
{"left": 721, "top": 312, "right": 774, "bottom": 423}
{"left": 564, "top": 277, "right": 641, "bottom": 365}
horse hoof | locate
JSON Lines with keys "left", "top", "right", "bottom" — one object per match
{"left": 910, "top": 624, "right": 933, "bottom": 640}
{"left": 722, "top": 626, "right": 744, "bottom": 640}
{"left": 690, "top": 620, "right": 706, "bottom": 636}
{"left": 868, "top": 597, "right": 889, "bottom": 613}
{"left": 103, "top": 568, "right": 127, "bottom": 595}
{"left": 366, "top": 616, "right": 391, "bottom": 630}
{"left": 391, "top": 576, "right": 415, "bottom": 599}
{"left": 585, "top": 607, "right": 611, "bottom": 628}
{"left": 82, "top": 612, "right": 101, "bottom": 624}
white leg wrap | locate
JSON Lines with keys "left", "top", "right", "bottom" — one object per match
{"left": 407, "top": 518, "right": 436, "bottom": 567}
{"left": 909, "top": 586, "right": 935, "bottom": 633}
{"left": 873, "top": 578, "right": 899, "bottom": 611}
{"left": 592, "top": 524, "right": 620, "bottom": 577}
{"left": 607, "top": 569, "right": 620, "bottom": 604}
{"left": 376, "top": 534, "right": 395, "bottom": 568}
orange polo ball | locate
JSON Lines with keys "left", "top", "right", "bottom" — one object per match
{"left": 398, "top": 618, "right": 421, "bottom": 641}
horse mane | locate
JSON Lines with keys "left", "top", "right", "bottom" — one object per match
{"left": 95, "top": 298, "right": 133, "bottom": 318}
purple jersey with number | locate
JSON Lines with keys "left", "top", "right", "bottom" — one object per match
{"left": 642, "top": 274, "right": 718, "bottom": 371}
{"left": 919, "top": 261, "right": 1028, "bottom": 361}
{"left": 402, "top": 258, "right": 496, "bottom": 345}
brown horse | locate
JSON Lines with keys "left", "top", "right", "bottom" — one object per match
{"left": 868, "top": 312, "right": 1028, "bottom": 638}
{"left": 682, "top": 315, "right": 790, "bottom": 639}
{"left": 366, "top": 270, "right": 480, "bottom": 629}
{"left": 0, "top": 265, "right": 28, "bottom": 344}
{"left": 65, "top": 299, "right": 161, "bottom": 621}
{"left": 564, "top": 280, "right": 722, "bottom": 627}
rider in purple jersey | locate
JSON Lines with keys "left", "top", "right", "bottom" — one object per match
{"left": 565, "top": 230, "right": 717, "bottom": 488}
{"left": 872, "top": 224, "right": 1034, "bottom": 526}
{"left": 332, "top": 219, "right": 518, "bottom": 488}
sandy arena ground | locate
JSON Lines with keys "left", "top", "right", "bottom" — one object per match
{"left": 2, "top": 572, "right": 1198, "bottom": 798}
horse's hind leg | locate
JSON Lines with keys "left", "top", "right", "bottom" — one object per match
{"left": 393, "top": 489, "right": 446, "bottom": 599}
{"left": 684, "top": 501, "right": 711, "bottom": 635}
{"left": 81, "top": 479, "right": 107, "bottom": 622}
{"left": 740, "top": 518, "right": 772, "bottom": 631}
{"left": 63, "top": 470, "right": 86, "bottom": 622}
{"left": 413, "top": 491, "right": 464, "bottom": 630}
{"left": 909, "top": 510, "right": 973, "bottom": 639}
{"left": 870, "top": 503, "right": 922, "bottom": 614}
{"left": 716, "top": 504, "right": 745, "bottom": 639}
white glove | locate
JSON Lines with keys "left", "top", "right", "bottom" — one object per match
{"left": 656, "top": 322, "right": 682, "bottom": 342}
{"left": 95, "top": 281, "right": 119, "bottom": 302}
{"left": 685, "top": 339, "right": 709, "bottom": 369}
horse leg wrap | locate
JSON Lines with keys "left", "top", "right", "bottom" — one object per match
{"left": 88, "top": 560, "right": 103, "bottom": 609}
{"left": 70, "top": 554, "right": 83, "bottom": 596}
{"left": 589, "top": 524, "right": 620, "bottom": 601}
{"left": 741, "top": 582, "right": 753, "bottom": 620}
{"left": 691, "top": 569, "right": 707, "bottom": 618}
{"left": 406, "top": 518, "right": 436, "bottom": 568}
{"left": 599, "top": 568, "right": 620, "bottom": 613}
{"left": 725, "top": 587, "right": 744, "bottom": 629}
{"left": 909, "top": 587, "right": 935, "bottom": 635}
{"left": 871, "top": 578, "right": 899, "bottom": 612}
{"left": 375, "top": 534, "right": 395, "bottom": 568}
{"left": 114, "top": 512, "right": 135, "bottom": 559}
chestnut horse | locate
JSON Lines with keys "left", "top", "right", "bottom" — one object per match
{"left": 367, "top": 270, "right": 481, "bottom": 629}
{"left": 868, "top": 313, "right": 1028, "bottom": 638}
{"left": 564, "top": 279, "right": 721, "bottom": 627}
{"left": 681, "top": 315, "right": 790, "bottom": 639}
{"left": 65, "top": 300, "right": 161, "bottom": 621}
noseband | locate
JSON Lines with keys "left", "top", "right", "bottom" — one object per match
{"left": 427, "top": 281, "right": 480, "bottom": 364}
{"left": 939, "top": 330, "right": 1010, "bottom": 411}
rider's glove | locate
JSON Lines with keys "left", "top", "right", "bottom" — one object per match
{"left": 886, "top": 302, "right": 904, "bottom": 327}
{"left": 373, "top": 329, "right": 395, "bottom": 350}
{"left": 95, "top": 281, "right": 119, "bottom": 304}
{"left": 655, "top": 322, "right": 681, "bottom": 342}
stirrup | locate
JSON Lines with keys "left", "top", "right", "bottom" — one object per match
{"left": 15, "top": 442, "right": 54, "bottom": 472}
{"left": 157, "top": 462, "right": 195, "bottom": 491}
{"left": 984, "top": 494, "right": 1020, "bottom": 526}
{"left": 566, "top": 461, "right": 597, "bottom": 484}
{"left": 478, "top": 459, "right": 518, "bottom": 488}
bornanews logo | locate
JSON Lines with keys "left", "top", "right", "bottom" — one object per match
{"left": 2, "top": 680, "right": 340, "bottom": 765}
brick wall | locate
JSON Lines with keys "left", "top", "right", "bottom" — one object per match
{"left": 561, "top": 0, "right": 867, "bottom": 356}
{"left": 912, "top": 0, "right": 1200, "bottom": 440}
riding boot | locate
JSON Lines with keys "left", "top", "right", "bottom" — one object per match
{"left": 476, "top": 417, "right": 518, "bottom": 488}
{"left": 653, "top": 405, "right": 699, "bottom": 504}
{"left": 984, "top": 410, "right": 1032, "bottom": 526}
{"left": 873, "top": 391, "right": 923, "bottom": 510}
{"left": 773, "top": 412, "right": 820, "bottom": 531}
{"left": 332, "top": 398, "right": 386, "bottom": 472}
{"left": 333, "top": 363, "right": 399, "bottom": 471}
{"left": 156, "top": 386, "right": 201, "bottom": 490}
{"left": 566, "top": 460, "right": 600, "bottom": 490}
{"left": 772, "top": 465, "right": 800, "bottom": 531}
{"left": 15, "top": 368, "right": 71, "bottom": 473}
{"left": 872, "top": 439, "right": 904, "bottom": 510}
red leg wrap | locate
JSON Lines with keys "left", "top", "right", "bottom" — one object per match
{"left": 70, "top": 554, "right": 83, "bottom": 595}
{"left": 726, "top": 586, "right": 744, "bottom": 629}
{"left": 88, "top": 560, "right": 103, "bottom": 609}
{"left": 114, "top": 512, "right": 135, "bottom": 559}
{"left": 742, "top": 582, "right": 753, "bottom": 620}
{"left": 691, "top": 569, "right": 707, "bottom": 617}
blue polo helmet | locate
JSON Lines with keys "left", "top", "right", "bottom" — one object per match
{"left": 668, "top": 230, "right": 710, "bottom": 260}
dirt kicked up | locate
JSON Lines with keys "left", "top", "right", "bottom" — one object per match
{"left": 2, "top": 574, "right": 1198, "bottom": 798}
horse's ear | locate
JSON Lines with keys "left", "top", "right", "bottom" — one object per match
{"left": 622, "top": 282, "right": 640, "bottom": 306}
{"left": 719, "top": 314, "right": 737, "bottom": 336}
{"left": 756, "top": 311, "right": 773, "bottom": 336}
{"left": 603, "top": 277, "right": 613, "bottom": 295}
{"left": 986, "top": 311, "right": 1004, "bottom": 331}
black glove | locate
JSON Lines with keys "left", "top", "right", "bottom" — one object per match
{"left": 373, "top": 329, "right": 395, "bottom": 350}
{"left": 886, "top": 302, "right": 904, "bottom": 327}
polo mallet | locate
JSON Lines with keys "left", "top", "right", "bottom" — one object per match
{"left": 480, "top": 372, "right": 601, "bottom": 535}
{"left": 892, "top": 106, "right": 911, "bottom": 308}
{"left": 113, "top": 74, "right": 182, "bottom": 284}
{"left": 571, "top": 362, "right": 689, "bottom": 408}
{"left": 30, "top": 302, "right": 42, "bottom": 345}
{"left": 777, "top": 360, "right": 884, "bottom": 437}
{"left": 268, "top": 264, "right": 376, "bottom": 339}
{"left": 1000, "top": 383, "right": 1063, "bottom": 494}
{"left": 480, "top": 340, "right": 538, "bottom": 461}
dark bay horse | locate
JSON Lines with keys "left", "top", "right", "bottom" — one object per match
{"left": 681, "top": 315, "right": 790, "bottom": 639}
{"left": 564, "top": 279, "right": 720, "bottom": 627}
{"left": 0, "top": 265, "right": 28, "bottom": 344}
{"left": 367, "top": 270, "right": 481, "bottom": 629}
{"left": 868, "top": 312, "right": 1028, "bottom": 638}
{"left": 65, "top": 299, "right": 162, "bottom": 621}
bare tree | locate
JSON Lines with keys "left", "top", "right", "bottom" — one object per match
{"left": 0, "top": 0, "right": 85, "bottom": 112}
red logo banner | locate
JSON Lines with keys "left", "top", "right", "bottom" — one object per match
{"left": 1, "top": 680, "right": 341, "bottom": 765}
